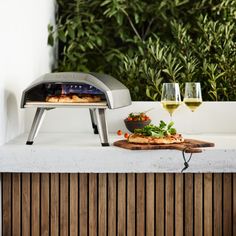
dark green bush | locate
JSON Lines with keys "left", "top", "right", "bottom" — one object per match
{"left": 48, "top": 0, "right": 236, "bottom": 101}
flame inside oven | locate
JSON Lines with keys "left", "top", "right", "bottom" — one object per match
{"left": 46, "top": 83, "right": 104, "bottom": 96}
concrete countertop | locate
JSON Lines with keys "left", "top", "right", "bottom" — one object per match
{"left": 0, "top": 132, "right": 235, "bottom": 173}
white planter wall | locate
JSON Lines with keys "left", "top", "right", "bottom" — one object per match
{"left": 0, "top": 0, "right": 55, "bottom": 144}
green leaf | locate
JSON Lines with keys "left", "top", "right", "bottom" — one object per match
{"left": 47, "top": 24, "right": 53, "bottom": 32}
{"left": 169, "top": 128, "right": 177, "bottom": 135}
{"left": 167, "top": 121, "right": 174, "bottom": 129}
{"left": 67, "top": 25, "right": 75, "bottom": 39}
{"left": 159, "top": 120, "right": 166, "bottom": 129}
{"left": 58, "top": 29, "right": 67, "bottom": 42}
{"left": 47, "top": 34, "right": 54, "bottom": 46}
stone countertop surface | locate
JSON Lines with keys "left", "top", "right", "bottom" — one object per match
{"left": 0, "top": 133, "right": 235, "bottom": 173}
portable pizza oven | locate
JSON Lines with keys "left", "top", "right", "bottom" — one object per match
{"left": 21, "top": 72, "right": 131, "bottom": 146}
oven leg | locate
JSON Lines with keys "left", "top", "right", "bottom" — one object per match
{"left": 89, "top": 108, "right": 98, "bottom": 134}
{"left": 95, "top": 108, "right": 109, "bottom": 146}
{"left": 26, "top": 108, "right": 47, "bottom": 145}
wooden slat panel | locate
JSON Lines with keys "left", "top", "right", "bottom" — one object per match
{"left": 194, "top": 174, "right": 203, "bottom": 236}
{"left": 223, "top": 173, "right": 232, "bottom": 236}
{"left": 204, "top": 173, "right": 212, "bottom": 236}
{"left": 60, "top": 173, "right": 69, "bottom": 236}
{"left": 107, "top": 173, "right": 116, "bottom": 236}
{"left": 184, "top": 173, "right": 193, "bottom": 236}
{"left": 233, "top": 173, "right": 236, "bottom": 236}
{"left": 89, "top": 173, "right": 97, "bottom": 236}
{"left": 41, "top": 174, "right": 49, "bottom": 236}
{"left": 79, "top": 173, "right": 88, "bottom": 236}
{"left": 127, "top": 173, "right": 135, "bottom": 236}
{"left": 175, "top": 174, "right": 183, "bottom": 236}
{"left": 50, "top": 173, "right": 59, "bottom": 236}
{"left": 22, "top": 174, "right": 30, "bottom": 236}
{"left": 146, "top": 173, "right": 154, "bottom": 236}
{"left": 213, "top": 173, "right": 222, "bottom": 236}
{"left": 136, "top": 173, "right": 145, "bottom": 236}
{"left": 165, "top": 174, "right": 174, "bottom": 236}
{"left": 31, "top": 173, "right": 40, "bottom": 236}
{"left": 2, "top": 173, "right": 12, "bottom": 236}
{"left": 2, "top": 172, "right": 236, "bottom": 235}
{"left": 70, "top": 174, "right": 79, "bottom": 236}
{"left": 98, "top": 174, "right": 107, "bottom": 236}
{"left": 117, "top": 173, "right": 126, "bottom": 236}
{"left": 156, "top": 173, "right": 164, "bottom": 236}
{"left": 12, "top": 173, "right": 21, "bottom": 236}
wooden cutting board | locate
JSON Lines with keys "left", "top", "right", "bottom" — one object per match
{"left": 113, "top": 139, "right": 215, "bottom": 153}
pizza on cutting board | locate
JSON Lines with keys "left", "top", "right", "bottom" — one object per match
{"left": 128, "top": 120, "right": 184, "bottom": 144}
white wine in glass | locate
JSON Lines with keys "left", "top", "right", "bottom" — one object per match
{"left": 184, "top": 82, "right": 202, "bottom": 112}
{"left": 161, "top": 83, "right": 181, "bottom": 118}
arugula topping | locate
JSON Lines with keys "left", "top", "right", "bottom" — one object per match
{"left": 134, "top": 120, "right": 177, "bottom": 138}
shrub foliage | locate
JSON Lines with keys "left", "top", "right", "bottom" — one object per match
{"left": 48, "top": 0, "right": 236, "bottom": 101}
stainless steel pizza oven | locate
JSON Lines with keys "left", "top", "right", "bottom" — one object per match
{"left": 21, "top": 72, "right": 131, "bottom": 146}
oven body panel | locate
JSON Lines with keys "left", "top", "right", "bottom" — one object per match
{"left": 21, "top": 72, "right": 131, "bottom": 109}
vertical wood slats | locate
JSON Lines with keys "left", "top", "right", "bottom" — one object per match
{"left": 98, "top": 173, "right": 107, "bottom": 236}
{"left": 175, "top": 174, "right": 183, "bottom": 236}
{"left": 70, "top": 174, "right": 78, "bottom": 236}
{"left": 107, "top": 173, "right": 116, "bottom": 236}
{"left": 21, "top": 173, "right": 30, "bottom": 236}
{"left": 185, "top": 173, "right": 194, "bottom": 236}
{"left": 136, "top": 173, "right": 145, "bottom": 236}
{"left": 60, "top": 173, "right": 69, "bottom": 236}
{"left": 156, "top": 173, "right": 165, "bottom": 236}
{"left": 31, "top": 173, "right": 40, "bottom": 236}
{"left": 223, "top": 173, "right": 232, "bottom": 236}
{"left": 117, "top": 173, "right": 126, "bottom": 236}
{"left": 194, "top": 174, "right": 203, "bottom": 236}
{"left": 2, "top": 173, "right": 11, "bottom": 236}
{"left": 50, "top": 173, "right": 59, "bottom": 236}
{"left": 127, "top": 173, "right": 135, "bottom": 236}
{"left": 213, "top": 173, "right": 222, "bottom": 236}
{"left": 204, "top": 173, "right": 213, "bottom": 236}
{"left": 165, "top": 174, "right": 174, "bottom": 236}
{"left": 1, "top": 173, "right": 236, "bottom": 235}
{"left": 146, "top": 174, "right": 155, "bottom": 236}
{"left": 41, "top": 174, "right": 49, "bottom": 236}
{"left": 79, "top": 173, "right": 88, "bottom": 236}
{"left": 89, "top": 173, "right": 97, "bottom": 236}
{"left": 233, "top": 174, "right": 236, "bottom": 236}
{"left": 12, "top": 173, "right": 21, "bottom": 236}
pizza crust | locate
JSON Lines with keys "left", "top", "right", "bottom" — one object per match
{"left": 128, "top": 133, "right": 184, "bottom": 144}
{"left": 46, "top": 94, "right": 101, "bottom": 103}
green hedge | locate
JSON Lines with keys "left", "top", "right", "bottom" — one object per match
{"left": 48, "top": 0, "right": 236, "bottom": 101}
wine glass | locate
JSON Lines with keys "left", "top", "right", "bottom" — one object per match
{"left": 161, "top": 83, "right": 181, "bottom": 119}
{"left": 184, "top": 82, "right": 202, "bottom": 112}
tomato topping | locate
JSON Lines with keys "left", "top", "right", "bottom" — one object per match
{"left": 124, "top": 133, "right": 129, "bottom": 139}
{"left": 117, "top": 130, "right": 122, "bottom": 136}
{"left": 126, "top": 111, "right": 151, "bottom": 122}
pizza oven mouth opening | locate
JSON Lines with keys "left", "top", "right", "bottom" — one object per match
{"left": 21, "top": 72, "right": 131, "bottom": 146}
{"left": 25, "top": 82, "right": 106, "bottom": 104}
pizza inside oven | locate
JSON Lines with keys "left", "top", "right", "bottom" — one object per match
{"left": 46, "top": 94, "right": 102, "bottom": 103}
{"left": 45, "top": 83, "right": 104, "bottom": 103}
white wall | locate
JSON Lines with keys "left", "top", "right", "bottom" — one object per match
{"left": 25, "top": 102, "right": 236, "bottom": 135}
{"left": 0, "top": 0, "right": 55, "bottom": 144}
